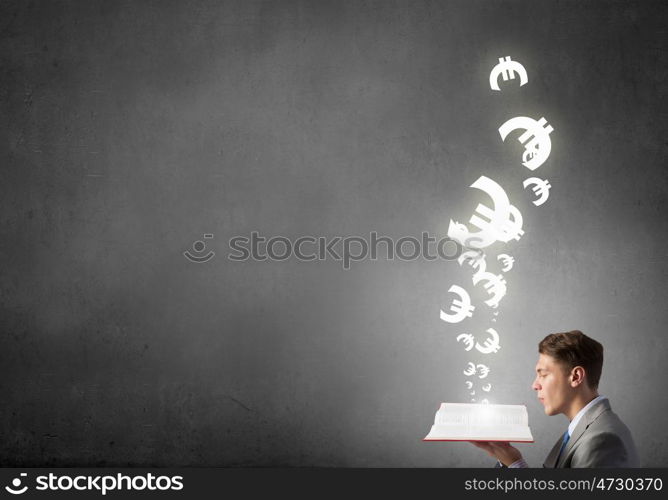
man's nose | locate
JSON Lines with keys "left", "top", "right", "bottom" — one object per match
{"left": 531, "top": 379, "right": 540, "bottom": 391}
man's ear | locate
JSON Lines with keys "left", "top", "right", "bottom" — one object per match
{"left": 570, "top": 366, "right": 586, "bottom": 388}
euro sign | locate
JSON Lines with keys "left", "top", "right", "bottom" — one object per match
{"left": 494, "top": 205, "right": 524, "bottom": 243}
{"left": 472, "top": 271, "right": 507, "bottom": 309}
{"left": 475, "top": 328, "right": 501, "bottom": 354}
{"left": 440, "top": 285, "right": 475, "bottom": 323}
{"left": 458, "top": 249, "right": 486, "bottom": 269}
{"left": 448, "top": 176, "right": 524, "bottom": 248}
{"left": 523, "top": 177, "right": 552, "bottom": 206}
{"left": 465, "top": 381, "right": 474, "bottom": 389}
{"left": 476, "top": 364, "right": 491, "bottom": 379}
{"left": 499, "top": 116, "right": 554, "bottom": 171}
{"left": 497, "top": 253, "right": 514, "bottom": 272}
{"left": 458, "top": 250, "right": 487, "bottom": 280}
{"left": 470, "top": 257, "right": 487, "bottom": 280}
{"left": 469, "top": 176, "right": 524, "bottom": 243}
{"left": 456, "top": 333, "right": 475, "bottom": 351}
{"left": 482, "top": 383, "right": 492, "bottom": 392}
{"left": 463, "top": 362, "right": 477, "bottom": 377}
{"left": 489, "top": 56, "right": 528, "bottom": 91}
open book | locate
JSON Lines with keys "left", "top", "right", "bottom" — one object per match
{"left": 423, "top": 402, "right": 534, "bottom": 442}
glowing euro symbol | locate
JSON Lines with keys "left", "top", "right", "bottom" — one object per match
{"left": 458, "top": 249, "right": 485, "bottom": 268}
{"left": 464, "top": 363, "right": 491, "bottom": 378}
{"left": 470, "top": 176, "right": 524, "bottom": 244}
{"left": 495, "top": 205, "right": 524, "bottom": 243}
{"left": 482, "top": 383, "right": 492, "bottom": 392}
{"left": 458, "top": 249, "right": 487, "bottom": 280}
{"left": 523, "top": 177, "right": 552, "bottom": 206}
{"left": 440, "top": 285, "right": 475, "bottom": 324}
{"left": 497, "top": 253, "right": 514, "bottom": 272}
{"left": 499, "top": 116, "right": 554, "bottom": 171}
{"left": 489, "top": 56, "right": 528, "bottom": 91}
{"left": 463, "top": 362, "right": 477, "bottom": 376}
{"left": 476, "top": 364, "right": 491, "bottom": 379}
{"left": 465, "top": 381, "right": 474, "bottom": 389}
{"left": 475, "top": 328, "right": 501, "bottom": 354}
{"left": 456, "top": 333, "right": 475, "bottom": 351}
{"left": 472, "top": 271, "right": 507, "bottom": 309}
{"left": 447, "top": 176, "right": 524, "bottom": 249}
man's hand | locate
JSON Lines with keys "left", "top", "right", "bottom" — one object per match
{"left": 469, "top": 441, "right": 523, "bottom": 466}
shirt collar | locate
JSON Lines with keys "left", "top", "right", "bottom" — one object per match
{"left": 568, "top": 395, "right": 605, "bottom": 437}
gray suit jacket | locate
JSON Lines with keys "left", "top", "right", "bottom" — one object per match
{"left": 543, "top": 398, "right": 639, "bottom": 468}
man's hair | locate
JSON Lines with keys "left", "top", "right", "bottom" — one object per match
{"left": 538, "top": 330, "right": 604, "bottom": 390}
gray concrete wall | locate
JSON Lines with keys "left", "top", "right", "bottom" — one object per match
{"left": 1, "top": 0, "right": 667, "bottom": 466}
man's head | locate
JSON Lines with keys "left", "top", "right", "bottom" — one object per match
{"left": 532, "top": 330, "right": 603, "bottom": 417}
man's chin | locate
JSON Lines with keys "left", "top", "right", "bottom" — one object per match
{"left": 540, "top": 403, "right": 551, "bottom": 414}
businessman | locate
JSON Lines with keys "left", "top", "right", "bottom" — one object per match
{"left": 471, "top": 330, "right": 639, "bottom": 467}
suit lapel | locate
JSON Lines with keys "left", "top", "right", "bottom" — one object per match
{"left": 554, "top": 398, "right": 611, "bottom": 467}
{"left": 543, "top": 435, "right": 563, "bottom": 468}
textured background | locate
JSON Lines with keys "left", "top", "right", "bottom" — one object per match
{"left": 1, "top": 0, "right": 667, "bottom": 466}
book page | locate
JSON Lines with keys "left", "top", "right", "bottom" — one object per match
{"left": 435, "top": 403, "right": 527, "bottom": 427}
{"left": 424, "top": 403, "right": 533, "bottom": 441}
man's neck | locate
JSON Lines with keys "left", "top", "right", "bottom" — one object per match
{"left": 565, "top": 391, "right": 600, "bottom": 421}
